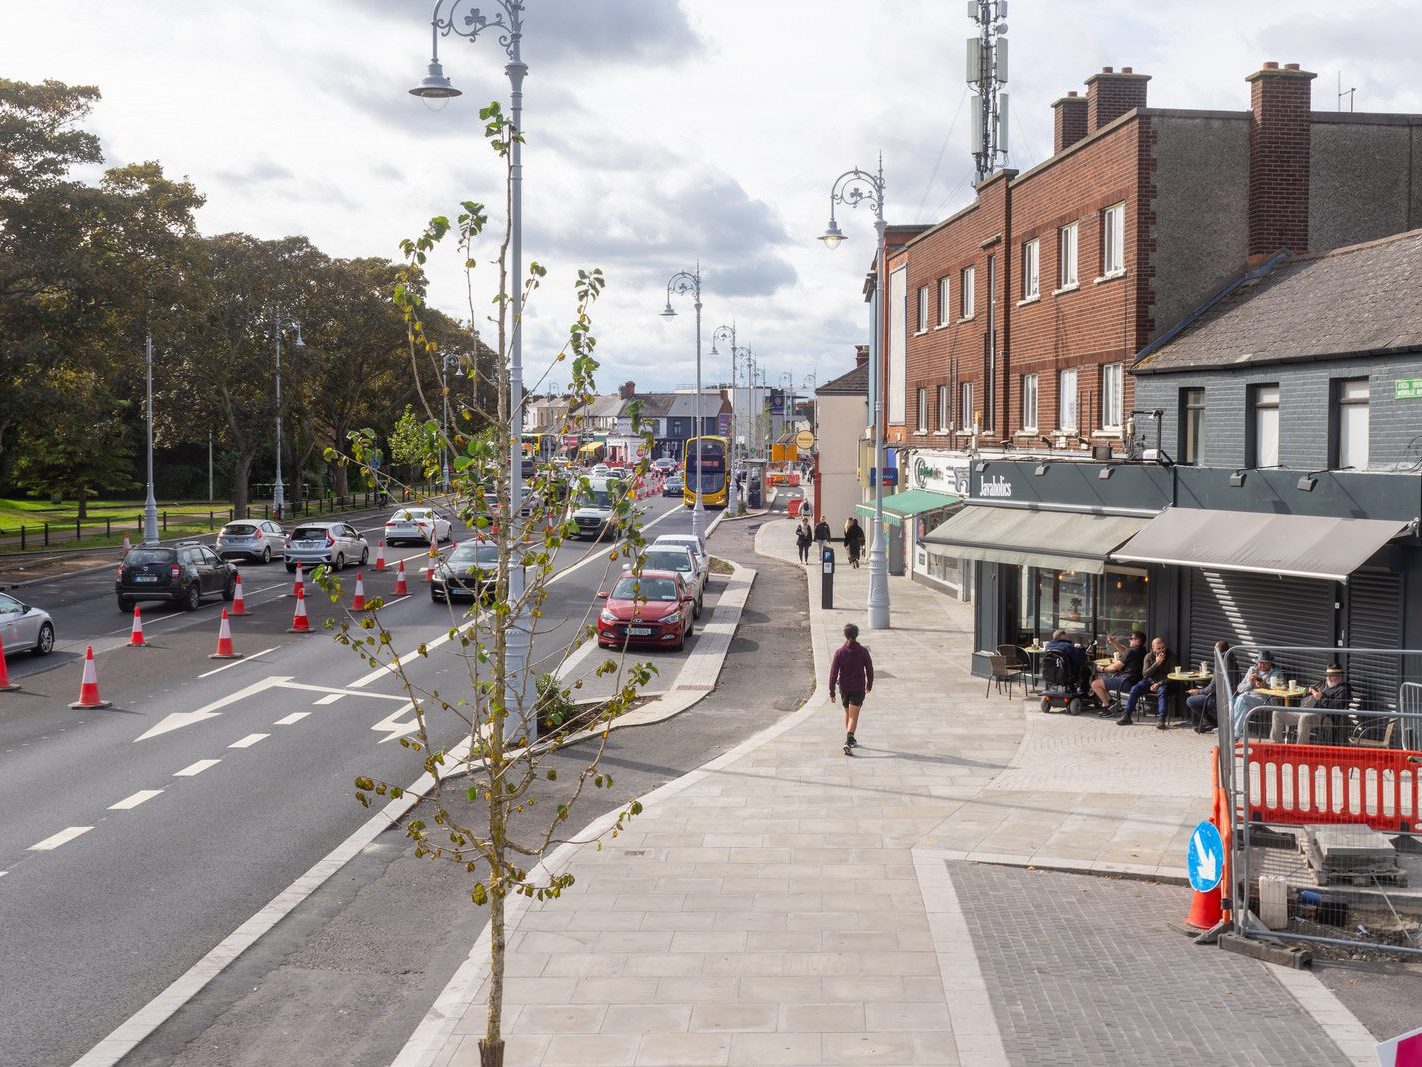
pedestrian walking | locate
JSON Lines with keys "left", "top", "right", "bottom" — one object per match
{"left": 828, "top": 623, "right": 874, "bottom": 755}
{"left": 843, "top": 516, "right": 865, "bottom": 568}
{"left": 795, "top": 516, "right": 813, "bottom": 563}
{"left": 813, "top": 517, "right": 831, "bottom": 557}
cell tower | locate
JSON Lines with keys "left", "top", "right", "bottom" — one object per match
{"left": 967, "top": 0, "right": 1009, "bottom": 185}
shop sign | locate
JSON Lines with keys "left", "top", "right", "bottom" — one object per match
{"left": 911, "top": 454, "right": 970, "bottom": 495}
{"left": 1396, "top": 378, "right": 1422, "bottom": 400}
{"left": 978, "top": 474, "right": 1013, "bottom": 498}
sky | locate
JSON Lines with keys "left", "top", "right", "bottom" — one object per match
{"left": 4, "top": 0, "right": 1420, "bottom": 399}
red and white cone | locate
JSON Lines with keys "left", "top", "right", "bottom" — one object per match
{"left": 122, "top": 531, "right": 132, "bottom": 553}
{"left": 210, "top": 608, "right": 242, "bottom": 659}
{"left": 425, "top": 541, "right": 437, "bottom": 582}
{"left": 289, "top": 562, "right": 304, "bottom": 598}
{"left": 127, "top": 606, "right": 146, "bottom": 647}
{"left": 374, "top": 538, "right": 387, "bottom": 571}
{"left": 351, "top": 572, "right": 367, "bottom": 612}
{"left": 230, "top": 572, "right": 248, "bottom": 616}
{"left": 0, "top": 631, "right": 19, "bottom": 691}
{"left": 69, "top": 645, "right": 111, "bottom": 709}
{"left": 288, "top": 586, "right": 312, "bottom": 633}
{"left": 393, "top": 559, "right": 408, "bottom": 596}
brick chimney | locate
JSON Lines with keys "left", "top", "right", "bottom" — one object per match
{"left": 854, "top": 344, "right": 869, "bottom": 367}
{"left": 617, "top": 380, "right": 636, "bottom": 399}
{"left": 1085, "top": 66, "right": 1150, "bottom": 132}
{"left": 1247, "top": 61, "right": 1316, "bottom": 258}
{"left": 1052, "top": 90, "right": 1088, "bottom": 153}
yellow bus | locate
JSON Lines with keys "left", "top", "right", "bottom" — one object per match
{"left": 682, "top": 435, "right": 729, "bottom": 509}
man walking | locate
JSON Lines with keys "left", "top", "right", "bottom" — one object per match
{"left": 813, "top": 516, "right": 832, "bottom": 555}
{"left": 828, "top": 623, "right": 874, "bottom": 756}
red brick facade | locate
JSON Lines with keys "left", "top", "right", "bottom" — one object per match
{"left": 1247, "top": 63, "right": 1316, "bottom": 258}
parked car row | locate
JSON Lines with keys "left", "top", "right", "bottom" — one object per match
{"left": 597, "top": 533, "right": 710, "bottom": 652}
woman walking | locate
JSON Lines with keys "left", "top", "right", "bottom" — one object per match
{"left": 795, "top": 516, "right": 813, "bottom": 563}
{"left": 843, "top": 516, "right": 866, "bottom": 568}
{"left": 828, "top": 623, "right": 874, "bottom": 755}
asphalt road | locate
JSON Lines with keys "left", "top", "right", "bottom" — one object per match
{"left": 0, "top": 494, "right": 702, "bottom": 1067}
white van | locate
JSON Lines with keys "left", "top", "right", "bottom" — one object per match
{"left": 570, "top": 476, "right": 624, "bottom": 540}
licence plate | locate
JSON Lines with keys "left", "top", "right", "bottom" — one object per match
{"left": 629, "top": 627, "right": 652, "bottom": 636}
{"left": 134, "top": 575, "right": 159, "bottom": 583}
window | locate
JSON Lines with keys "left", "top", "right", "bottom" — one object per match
{"left": 916, "top": 387, "right": 928, "bottom": 433}
{"left": 1058, "top": 368, "right": 1078, "bottom": 431}
{"left": 961, "top": 381, "right": 974, "bottom": 431}
{"left": 1179, "top": 388, "right": 1205, "bottom": 465}
{"left": 1334, "top": 378, "right": 1369, "bottom": 470}
{"left": 1058, "top": 222, "right": 1078, "bottom": 288}
{"left": 961, "top": 266, "right": 975, "bottom": 318}
{"left": 1100, "top": 363, "right": 1123, "bottom": 430}
{"left": 937, "top": 384, "right": 951, "bottom": 429}
{"left": 916, "top": 284, "right": 930, "bottom": 332}
{"left": 1102, "top": 202, "right": 1125, "bottom": 276}
{"left": 1248, "top": 383, "right": 1280, "bottom": 468}
{"left": 937, "top": 276, "right": 950, "bottom": 326}
{"left": 1021, "top": 373, "right": 1039, "bottom": 431}
{"left": 1021, "top": 238, "right": 1040, "bottom": 300}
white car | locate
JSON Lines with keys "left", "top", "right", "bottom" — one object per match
{"left": 284, "top": 521, "right": 370, "bottom": 572}
{"left": 625, "top": 544, "right": 704, "bottom": 618}
{"left": 214, "top": 519, "right": 287, "bottom": 563}
{"left": 653, "top": 534, "right": 709, "bottom": 576}
{"left": 384, "top": 507, "right": 452, "bottom": 545}
{"left": 0, "top": 591, "right": 55, "bottom": 657}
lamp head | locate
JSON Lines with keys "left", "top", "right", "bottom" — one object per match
{"left": 410, "top": 61, "right": 461, "bottom": 110}
{"left": 1098, "top": 466, "right": 1115, "bottom": 480}
{"left": 1297, "top": 474, "right": 1318, "bottom": 492}
{"left": 660, "top": 303, "right": 677, "bottom": 319}
{"left": 818, "top": 219, "right": 847, "bottom": 249}
{"left": 1034, "top": 462, "right": 1050, "bottom": 477}
{"left": 292, "top": 324, "right": 305, "bottom": 348}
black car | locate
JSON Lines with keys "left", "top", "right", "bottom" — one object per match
{"left": 116, "top": 542, "right": 238, "bottom": 612}
{"left": 662, "top": 473, "right": 685, "bottom": 497}
{"left": 431, "top": 541, "right": 500, "bottom": 603}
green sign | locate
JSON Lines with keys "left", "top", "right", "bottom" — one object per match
{"left": 1396, "top": 378, "right": 1422, "bottom": 400}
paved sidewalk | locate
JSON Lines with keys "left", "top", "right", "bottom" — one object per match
{"left": 398, "top": 517, "right": 1378, "bottom": 1067}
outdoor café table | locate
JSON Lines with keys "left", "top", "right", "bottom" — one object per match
{"left": 1094, "top": 657, "right": 1114, "bottom": 670}
{"left": 1168, "top": 670, "right": 1211, "bottom": 684}
{"left": 1023, "top": 644, "right": 1045, "bottom": 688}
{"left": 1257, "top": 685, "right": 1308, "bottom": 707}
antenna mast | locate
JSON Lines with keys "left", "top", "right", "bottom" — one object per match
{"left": 967, "top": 0, "right": 1009, "bottom": 184}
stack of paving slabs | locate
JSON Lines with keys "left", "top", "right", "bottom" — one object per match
{"left": 1302, "top": 824, "right": 1407, "bottom": 887}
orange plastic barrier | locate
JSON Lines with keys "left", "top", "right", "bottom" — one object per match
{"left": 787, "top": 498, "right": 802, "bottom": 517}
{"left": 1244, "top": 741, "right": 1422, "bottom": 833}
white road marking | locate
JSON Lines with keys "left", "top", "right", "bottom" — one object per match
{"left": 134, "top": 676, "right": 294, "bottom": 742}
{"left": 173, "top": 759, "right": 221, "bottom": 777}
{"left": 274, "top": 712, "right": 309, "bottom": 726}
{"left": 109, "top": 790, "right": 163, "bottom": 810}
{"left": 29, "top": 826, "right": 93, "bottom": 851}
{"left": 371, "top": 701, "right": 420, "bottom": 743}
{"left": 273, "top": 681, "right": 408, "bottom": 702}
{"left": 228, "top": 733, "right": 268, "bottom": 749}
{"left": 198, "top": 646, "right": 277, "bottom": 678}
{"left": 312, "top": 693, "right": 343, "bottom": 705}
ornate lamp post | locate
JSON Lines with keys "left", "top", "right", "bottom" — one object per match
{"left": 710, "top": 323, "right": 747, "bottom": 515}
{"left": 271, "top": 314, "right": 303, "bottom": 521}
{"left": 441, "top": 351, "right": 464, "bottom": 493}
{"left": 661, "top": 266, "right": 705, "bottom": 543}
{"left": 819, "top": 157, "right": 891, "bottom": 630}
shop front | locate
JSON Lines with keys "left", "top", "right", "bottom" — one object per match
{"left": 855, "top": 488, "right": 962, "bottom": 588}
{"left": 900, "top": 449, "right": 973, "bottom": 599}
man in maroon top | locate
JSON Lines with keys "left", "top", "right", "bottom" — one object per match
{"left": 828, "top": 623, "right": 874, "bottom": 755}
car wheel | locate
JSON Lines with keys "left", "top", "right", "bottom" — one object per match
{"left": 222, "top": 577, "right": 236, "bottom": 602}
{"left": 185, "top": 582, "right": 202, "bottom": 611}
{"left": 34, "top": 621, "right": 55, "bottom": 656}
{"left": 335, "top": 552, "right": 345, "bottom": 570}
{"left": 261, "top": 546, "right": 272, "bottom": 564}
{"left": 360, "top": 546, "right": 369, "bottom": 565}
{"left": 694, "top": 597, "right": 703, "bottom": 620}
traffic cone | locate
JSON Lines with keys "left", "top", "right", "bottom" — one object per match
{"left": 351, "top": 572, "right": 367, "bottom": 612}
{"left": 0, "top": 631, "right": 19, "bottom": 691}
{"left": 69, "top": 645, "right": 111, "bottom": 709}
{"left": 1186, "top": 883, "right": 1223, "bottom": 930}
{"left": 210, "top": 608, "right": 242, "bottom": 659}
{"left": 288, "top": 586, "right": 312, "bottom": 633}
{"left": 393, "top": 559, "right": 408, "bottom": 596}
{"left": 426, "top": 541, "right": 437, "bottom": 582}
{"left": 374, "top": 538, "right": 387, "bottom": 571}
{"left": 127, "top": 606, "right": 146, "bottom": 647}
{"left": 122, "top": 531, "right": 132, "bottom": 553}
{"left": 289, "top": 562, "right": 304, "bottom": 598}
{"left": 230, "top": 572, "right": 248, "bottom": 616}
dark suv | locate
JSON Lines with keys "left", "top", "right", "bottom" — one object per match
{"left": 116, "top": 542, "right": 238, "bottom": 612}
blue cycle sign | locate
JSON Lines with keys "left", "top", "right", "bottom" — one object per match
{"left": 1187, "top": 821, "right": 1224, "bottom": 893}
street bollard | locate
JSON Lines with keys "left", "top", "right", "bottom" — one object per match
{"left": 44, "top": 522, "right": 49, "bottom": 547}
{"left": 821, "top": 545, "right": 835, "bottom": 610}
{"left": 208, "top": 510, "right": 214, "bottom": 530}
{"left": 162, "top": 510, "right": 168, "bottom": 532}
{"left": 19, "top": 525, "right": 25, "bottom": 551}
{"left": 106, "top": 518, "right": 112, "bottom": 537}
{"left": 75, "top": 519, "right": 81, "bottom": 542}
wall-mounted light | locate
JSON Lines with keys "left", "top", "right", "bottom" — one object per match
{"left": 1098, "top": 466, "right": 1115, "bottom": 480}
{"left": 1228, "top": 469, "right": 1247, "bottom": 488}
{"left": 974, "top": 460, "right": 989, "bottom": 473}
{"left": 1034, "top": 462, "right": 1050, "bottom": 476}
{"left": 1298, "top": 465, "right": 1353, "bottom": 492}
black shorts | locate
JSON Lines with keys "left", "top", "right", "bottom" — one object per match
{"left": 841, "top": 690, "right": 866, "bottom": 708}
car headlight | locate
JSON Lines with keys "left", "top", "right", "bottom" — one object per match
{"left": 599, "top": 609, "right": 617, "bottom": 623}
{"left": 663, "top": 611, "right": 681, "bottom": 625}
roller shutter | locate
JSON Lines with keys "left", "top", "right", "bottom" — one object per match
{"left": 1344, "top": 570, "right": 1403, "bottom": 710}
{"left": 1188, "top": 569, "right": 1336, "bottom": 685}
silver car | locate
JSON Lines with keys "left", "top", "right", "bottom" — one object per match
{"left": 215, "top": 519, "right": 287, "bottom": 563}
{"left": 625, "top": 544, "right": 704, "bottom": 618}
{"left": 0, "top": 591, "right": 55, "bottom": 657}
{"left": 283, "top": 521, "right": 369, "bottom": 572}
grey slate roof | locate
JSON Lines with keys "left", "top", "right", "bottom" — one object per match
{"left": 817, "top": 363, "right": 869, "bottom": 395}
{"left": 1134, "top": 227, "right": 1422, "bottom": 374}
{"left": 666, "top": 392, "right": 725, "bottom": 418}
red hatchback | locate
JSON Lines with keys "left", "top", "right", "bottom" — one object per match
{"left": 597, "top": 570, "right": 695, "bottom": 651}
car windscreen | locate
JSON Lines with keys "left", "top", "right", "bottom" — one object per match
{"left": 643, "top": 551, "right": 691, "bottom": 572}
{"left": 612, "top": 577, "right": 679, "bottom": 602}
{"left": 125, "top": 549, "right": 173, "bottom": 565}
{"left": 223, "top": 524, "right": 258, "bottom": 536}
{"left": 291, "top": 527, "right": 329, "bottom": 540}
{"left": 450, "top": 544, "right": 500, "bottom": 564}
{"left": 579, "top": 491, "right": 616, "bottom": 509}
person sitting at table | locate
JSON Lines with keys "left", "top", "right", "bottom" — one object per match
{"left": 1090, "top": 631, "right": 1146, "bottom": 714}
{"left": 1230, "top": 650, "right": 1277, "bottom": 731}
{"left": 1118, "top": 635, "right": 1180, "bottom": 728}
{"left": 1268, "top": 664, "right": 1353, "bottom": 744}
{"left": 1044, "top": 629, "right": 1086, "bottom": 675}
{"left": 1187, "top": 640, "right": 1231, "bottom": 733}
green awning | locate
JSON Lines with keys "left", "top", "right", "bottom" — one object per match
{"left": 855, "top": 489, "right": 960, "bottom": 528}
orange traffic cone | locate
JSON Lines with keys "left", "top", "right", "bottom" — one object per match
{"left": 289, "top": 562, "right": 304, "bottom": 598}
{"left": 122, "top": 531, "right": 132, "bottom": 553}
{"left": 0, "top": 631, "right": 19, "bottom": 691}
{"left": 1186, "top": 884, "right": 1223, "bottom": 929}
{"left": 127, "top": 606, "right": 146, "bottom": 647}
{"left": 210, "top": 608, "right": 242, "bottom": 659}
{"left": 70, "top": 645, "right": 111, "bottom": 709}
{"left": 393, "top": 560, "right": 408, "bottom": 596}
{"left": 374, "top": 538, "right": 387, "bottom": 571}
{"left": 288, "top": 586, "right": 312, "bottom": 633}
{"left": 230, "top": 572, "right": 248, "bottom": 616}
{"left": 351, "top": 572, "right": 367, "bottom": 612}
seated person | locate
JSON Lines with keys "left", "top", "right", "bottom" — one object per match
{"left": 1230, "top": 651, "right": 1277, "bottom": 731}
{"left": 1044, "top": 629, "right": 1086, "bottom": 674}
{"left": 1090, "top": 631, "right": 1146, "bottom": 712}
{"left": 1118, "top": 635, "right": 1180, "bottom": 728}
{"left": 1187, "top": 640, "right": 1231, "bottom": 733}
{"left": 1269, "top": 664, "right": 1353, "bottom": 744}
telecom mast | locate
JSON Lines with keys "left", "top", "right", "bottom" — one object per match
{"left": 967, "top": 1, "right": 1009, "bottom": 184}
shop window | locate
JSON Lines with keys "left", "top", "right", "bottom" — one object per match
{"left": 1179, "top": 387, "right": 1204, "bottom": 465}
{"left": 1247, "top": 383, "right": 1280, "bottom": 468}
{"left": 1332, "top": 377, "right": 1369, "bottom": 470}
{"left": 1025, "top": 567, "right": 1096, "bottom": 643}
{"left": 1100, "top": 567, "right": 1149, "bottom": 645}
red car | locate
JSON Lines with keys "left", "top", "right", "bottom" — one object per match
{"left": 597, "top": 570, "right": 695, "bottom": 651}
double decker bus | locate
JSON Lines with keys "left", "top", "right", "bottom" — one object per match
{"left": 682, "top": 435, "right": 729, "bottom": 509}
{"left": 520, "top": 432, "right": 559, "bottom": 478}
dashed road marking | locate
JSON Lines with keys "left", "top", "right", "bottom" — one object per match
{"left": 173, "top": 759, "right": 221, "bottom": 777}
{"left": 274, "top": 712, "right": 309, "bottom": 726}
{"left": 228, "top": 733, "right": 268, "bottom": 749}
{"left": 29, "top": 826, "right": 93, "bottom": 851}
{"left": 312, "top": 693, "right": 343, "bottom": 705}
{"left": 109, "top": 790, "right": 163, "bottom": 810}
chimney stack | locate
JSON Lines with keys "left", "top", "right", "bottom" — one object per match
{"left": 1052, "top": 90, "right": 1088, "bottom": 153}
{"left": 1085, "top": 66, "right": 1150, "bottom": 133}
{"left": 1247, "top": 61, "right": 1316, "bottom": 257}
{"left": 618, "top": 380, "right": 636, "bottom": 399}
{"left": 854, "top": 344, "right": 870, "bottom": 367}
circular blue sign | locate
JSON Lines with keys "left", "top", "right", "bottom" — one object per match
{"left": 1187, "top": 820, "right": 1225, "bottom": 893}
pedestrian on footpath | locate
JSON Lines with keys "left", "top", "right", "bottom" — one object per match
{"left": 813, "top": 516, "right": 831, "bottom": 557}
{"left": 828, "top": 622, "right": 874, "bottom": 755}
{"left": 843, "top": 516, "right": 865, "bottom": 568}
{"left": 795, "top": 516, "right": 814, "bottom": 563}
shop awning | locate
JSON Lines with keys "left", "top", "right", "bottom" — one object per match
{"left": 855, "top": 489, "right": 961, "bottom": 528}
{"left": 923, "top": 505, "right": 1152, "bottom": 574}
{"left": 1111, "top": 507, "right": 1415, "bottom": 582}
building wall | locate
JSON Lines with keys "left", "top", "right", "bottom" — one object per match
{"left": 1309, "top": 116, "right": 1422, "bottom": 252}
{"left": 815, "top": 392, "right": 868, "bottom": 531}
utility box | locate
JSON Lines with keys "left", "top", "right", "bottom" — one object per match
{"left": 821, "top": 545, "right": 835, "bottom": 609}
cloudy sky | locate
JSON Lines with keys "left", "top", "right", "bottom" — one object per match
{"left": 4, "top": 0, "right": 1419, "bottom": 397}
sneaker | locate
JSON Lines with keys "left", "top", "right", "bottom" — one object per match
{"left": 1157, "top": 720, "right": 1169, "bottom": 730}
{"left": 843, "top": 743, "right": 852, "bottom": 756}
{"left": 1114, "top": 715, "right": 1134, "bottom": 726}
{"left": 847, "top": 734, "right": 858, "bottom": 748}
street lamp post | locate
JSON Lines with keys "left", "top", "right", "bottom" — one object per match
{"left": 142, "top": 321, "right": 159, "bottom": 543}
{"left": 661, "top": 266, "right": 705, "bottom": 543}
{"left": 441, "top": 351, "right": 464, "bottom": 493}
{"left": 710, "top": 323, "right": 746, "bottom": 515}
{"left": 819, "top": 156, "right": 891, "bottom": 630}
{"left": 272, "top": 314, "right": 303, "bottom": 521}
